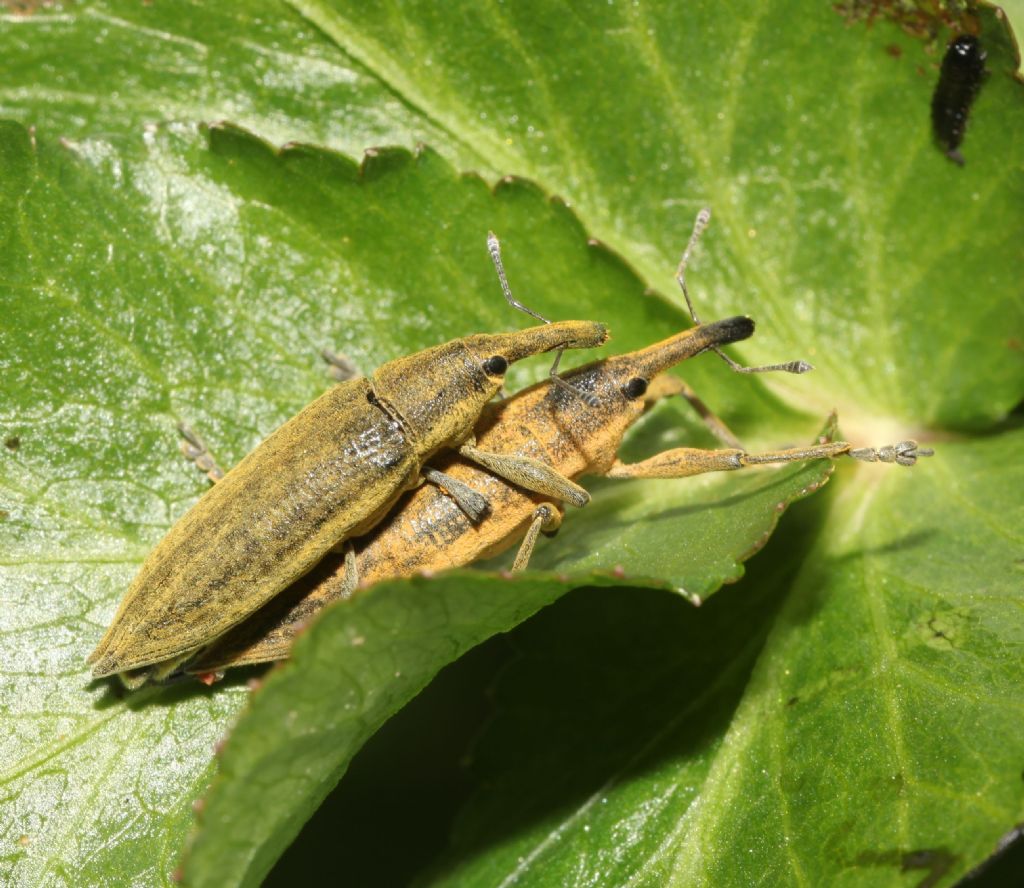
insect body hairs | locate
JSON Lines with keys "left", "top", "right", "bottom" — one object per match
{"left": 931, "top": 34, "right": 987, "bottom": 166}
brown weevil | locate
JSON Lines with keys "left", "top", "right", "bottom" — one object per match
{"left": 88, "top": 242, "right": 609, "bottom": 686}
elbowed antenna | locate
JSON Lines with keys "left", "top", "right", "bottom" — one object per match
{"left": 676, "top": 209, "right": 813, "bottom": 376}
{"left": 488, "top": 232, "right": 601, "bottom": 407}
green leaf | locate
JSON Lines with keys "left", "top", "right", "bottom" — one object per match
{"left": 1, "top": 0, "right": 1021, "bottom": 886}
{"left": 424, "top": 429, "right": 1024, "bottom": 888}
{"left": 5, "top": 1, "right": 1022, "bottom": 425}
{"left": 181, "top": 452, "right": 834, "bottom": 888}
{"left": 0, "top": 116, "right": 817, "bottom": 886}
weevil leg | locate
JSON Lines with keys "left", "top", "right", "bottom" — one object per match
{"left": 422, "top": 467, "right": 492, "bottom": 523}
{"left": 644, "top": 376, "right": 744, "bottom": 450}
{"left": 321, "top": 348, "right": 361, "bottom": 383}
{"left": 339, "top": 544, "right": 358, "bottom": 600}
{"left": 606, "top": 440, "right": 933, "bottom": 479}
{"left": 118, "top": 665, "right": 156, "bottom": 689}
{"left": 177, "top": 422, "right": 225, "bottom": 482}
{"left": 676, "top": 209, "right": 812, "bottom": 375}
{"left": 458, "top": 441, "right": 590, "bottom": 508}
{"left": 511, "top": 503, "right": 563, "bottom": 572}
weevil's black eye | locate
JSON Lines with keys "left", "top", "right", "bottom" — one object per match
{"left": 483, "top": 355, "right": 509, "bottom": 376}
{"left": 623, "top": 377, "right": 648, "bottom": 399}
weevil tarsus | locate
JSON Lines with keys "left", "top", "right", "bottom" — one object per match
{"left": 676, "top": 209, "right": 813, "bottom": 376}
{"left": 511, "top": 503, "right": 562, "bottom": 572}
{"left": 487, "top": 231, "right": 600, "bottom": 407}
{"left": 177, "top": 422, "right": 224, "bottom": 482}
{"left": 847, "top": 441, "right": 935, "bottom": 467}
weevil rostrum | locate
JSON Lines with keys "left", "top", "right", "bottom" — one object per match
{"left": 88, "top": 268, "right": 609, "bottom": 685}
{"left": 188, "top": 213, "right": 933, "bottom": 676}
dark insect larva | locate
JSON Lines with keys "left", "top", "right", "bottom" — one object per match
{"left": 931, "top": 34, "right": 987, "bottom": 165}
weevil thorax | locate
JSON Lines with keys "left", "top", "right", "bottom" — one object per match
{"left": 370, "top": 320, "right": 608, "bottom": 459}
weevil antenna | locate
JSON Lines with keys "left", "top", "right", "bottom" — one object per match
{"left": 487, "top": 232, "right": 599, "bottom": 407}
{"left": 487, "top": 232, "right": 550, "bottom": 324}
{"left": 676, "top": 209, "right": 813, "bottom": 376}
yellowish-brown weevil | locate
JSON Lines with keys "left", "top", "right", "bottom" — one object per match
{"left": 88, "top": 238, "right": 609, "bottom": 686}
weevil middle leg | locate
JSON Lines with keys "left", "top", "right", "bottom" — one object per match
{"left": 177, "top": 422, "right": 225, "bottom": 482}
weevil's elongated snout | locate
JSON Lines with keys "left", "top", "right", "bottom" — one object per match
{"left": 473, "top": 320, "right": 609, "bottom": 364}
{"left": 631, "top": 316, "right": 753, "bottom": 379}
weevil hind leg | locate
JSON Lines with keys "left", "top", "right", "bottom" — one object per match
{"left": 511, "top": 503, "right": 563, "bottom": 572}
{"left": 321, "top": 348, "right": 361, "bottom": 383}
{"left": 423, "top": 467, "right": 492, "bottom": 523}
{"left": 177, "top": 422, "right": 225, "bottom": 482}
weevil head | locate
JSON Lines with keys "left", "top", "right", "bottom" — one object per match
{"left": 542, "top": 316, "right": 756, "bottom": 442}
{"left": 371, "top": 320, "right": 608, "bottom": 458}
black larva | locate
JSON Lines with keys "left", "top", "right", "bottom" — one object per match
{"left": 931, "top": 35, "right": 986, "bottom": 165}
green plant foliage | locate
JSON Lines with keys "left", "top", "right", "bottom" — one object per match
{"left": 0, "top": 1, "right": 1021, "bottom": 887}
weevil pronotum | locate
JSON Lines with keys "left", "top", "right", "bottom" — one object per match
{"left": 189, "top": 211, "right": 933, "bottom": 676}
{"left": 88, "top": 248, "right": 610, "bottom": 686}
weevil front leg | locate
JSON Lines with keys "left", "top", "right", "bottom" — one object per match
{"left": 606, "top": 439, "right": 934, "bottom": 480}
{"left": 458, "top": 439, "right": 591, "bottom": 508}
{"left": 321, "top": 348, "right": 361, "bottom": 383}
{"left": 511, "top": 503, "right": 563, "bottom": 571}
{"left": 177, "top": 422, "right": 225, "bottom": 482}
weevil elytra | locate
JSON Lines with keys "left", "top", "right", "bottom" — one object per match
{"left": 88, "top": 281, "right": 608, "bottom": 684}
{"left": 190, "top": 311, "right": 932, "bottom": 675}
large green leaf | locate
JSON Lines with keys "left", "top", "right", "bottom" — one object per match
{"left": 4, "top": 0, "right": 1022, "bottom": 425}
{"left": 1, "top": 0, "right": 1021, "bottom": 886}
{"left": 0, "top": 115, "right": 821, "bottom": 887}
{"left": 423, "top": 429, "right": 1024, "bottom": 887}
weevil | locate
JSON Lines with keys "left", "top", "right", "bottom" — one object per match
{"left": 188, "top": 212, "right": 933, "bottom": 675}
{"left": 88, "top": 249, "right": 609, "bottom": 686}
